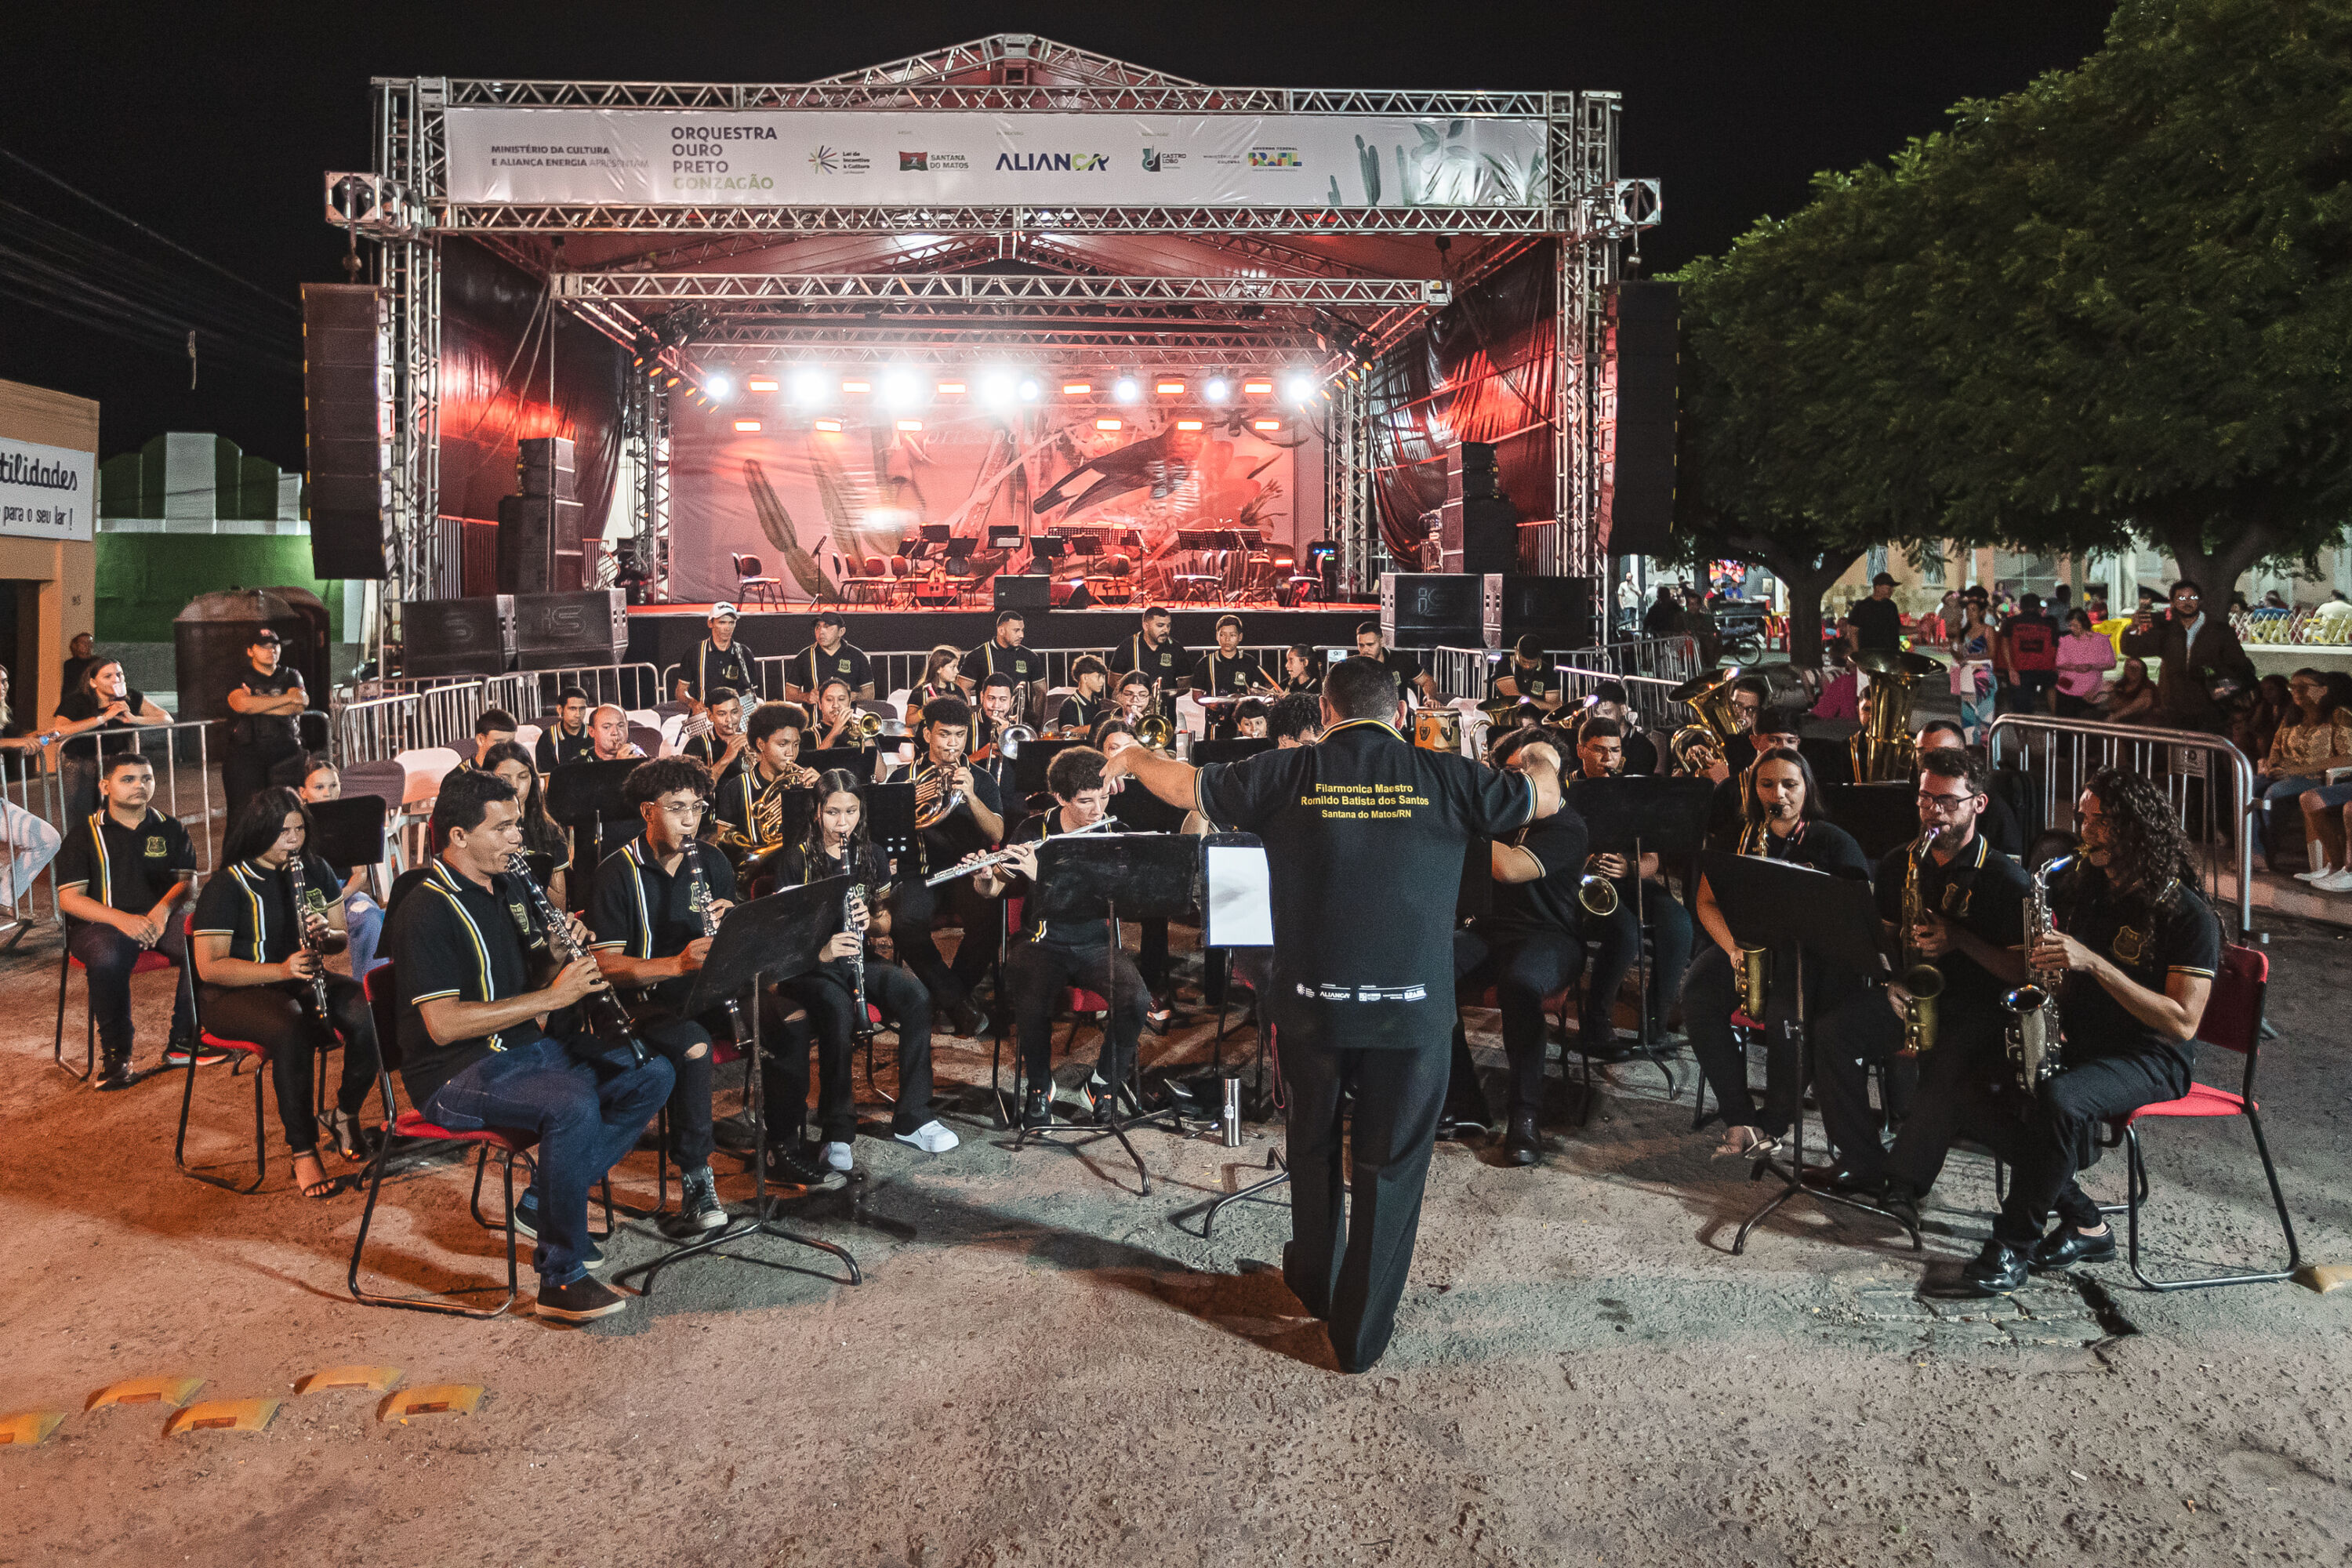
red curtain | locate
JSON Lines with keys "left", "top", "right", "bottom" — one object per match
{"left": 1363, "top": 243, "right": 1557, "bottom": 562}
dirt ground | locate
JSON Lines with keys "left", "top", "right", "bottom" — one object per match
{"left": 3, "top": 903, "right": 2349, "bottom": 1568}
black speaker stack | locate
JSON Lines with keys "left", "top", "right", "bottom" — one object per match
{"left": 1436, "top": 441, "right": 1518, "bottom": 575}
{"left": 300, "top": 283, "right": 390, "bottom": 580}
{"left": 402, "top": 595, "right": 516, "bottom": 678}
{"left": 993, "top": 574, "right": 1052, "bottom": 612}
{"left": 513, "top": 589, "right": 629, "bottom": 670}
{"left": 1381, "top": 572, "right": 1599, "bottom": 653}
{"left": 499, "top": 437, "right": 585, "bottom": 595}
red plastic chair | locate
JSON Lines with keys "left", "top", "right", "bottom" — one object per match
{"left": 173, "top": 919, "right": 270, "bottom": 1194}
{"left": 2111, "top": 943, "right": 2300, "bottom": 1290}
{"left": 347, "top": 963, "right": 612, "bottom": 1319}
{"left": 53, "top": 937, "right": 176, "bottom": 1082}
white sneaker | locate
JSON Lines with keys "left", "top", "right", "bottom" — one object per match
{"left": 2310, "top": 869, "right": 2352, "bottom": 892}
{"left": 2293, "top": 864, "right": 2336, "bottom": 882}
{"left": 894, "top": 1119, "right": 960, "bottom": 1154}
{"left": 822, "top": 1140, "right": 855, "bottom": 1172}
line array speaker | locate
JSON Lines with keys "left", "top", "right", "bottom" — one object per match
{"left": 300, "top": 284, "right": 390, "bottom": 579}
{"left": 499, "top": 437, "right": 584, "bottom": 594}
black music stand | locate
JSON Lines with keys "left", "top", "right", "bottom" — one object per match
{"left": 612, "top": 877, "right": 863, "bottom": 1295}
{"left": 1013, "top": 738, "right": 1087, "bottom": 797}
{"left": 1567, "top": 776, "right": 1715, "bottom": 1086}
{"left": 547, "top": 758, "right": 644, "bottom": 909}
{"left": 1697, "top": 852, "right": 1918, "bottom": 1254}
{"left": 307, "top": 797, "right": 387, "bottom": 876}
{"left": 862, "top": 780, "right": 919, "bottom": 866}
{"left": 803, "top": 745, "right": 877, "bottom": 782}
{"left": 1013, "top": 833, "right": 1207, "bottom": 1193}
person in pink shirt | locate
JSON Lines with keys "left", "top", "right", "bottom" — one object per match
{"left": 2053, "top": 608, "right": 2118, "bottom": 718}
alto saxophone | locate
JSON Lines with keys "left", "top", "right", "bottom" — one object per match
{"left": 1897, "top": 826, "right": 1947, "bottom": 1058}
{"left": 2002, "top": 854, "right": 2075, "bottom": 1092}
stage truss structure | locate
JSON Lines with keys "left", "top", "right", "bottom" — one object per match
{"left": 337, "top": 36, "right": 1659, "bottom": 620}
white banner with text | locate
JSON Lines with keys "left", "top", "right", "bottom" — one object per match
{"left": 0, "top": 437, "right": 94, "bottom": 543}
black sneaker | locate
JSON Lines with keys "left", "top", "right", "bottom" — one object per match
{"left": 660, "top": 1170, "right": 729, "bottom": 1239}
{"left": 162, "top": 1042, "right": 232, "bottom": 1069}
{"left": 510, "top": 1203, "right": 605, "bottom": 1269}
{"left": 536, "top": 1276, "right": 628, "bottom": 1322}
{"left": 94, "top": 1051, "right": 136, "bottom": 1092}
{"left": 1021, "top": 1088, "right": 1054, "bottom": 1129}
{"left": 762, "top": 1142, "right": 847, "bottom": 1192}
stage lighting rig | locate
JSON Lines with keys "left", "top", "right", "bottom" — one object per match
{"left": 1112, "top": 377, "right": 1141, "bottom": 403}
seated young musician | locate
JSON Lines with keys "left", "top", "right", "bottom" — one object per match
{"left": 1679, "top": 746, "right": 1880, "bottom": 1161}
{"left": 1057, "top": 656, "right": 1112, "bottom": 734}
{"left": 1857, "top": 747, "right": 2031, "bottom": 1210}
{"left": 586, "top": 758, "right": 742, "bottom": 1237}
{"left": 809, "top": 680, "right": 869, "bottom": 755}
{"left": 458, "top": 709, "right": 519, "bottom": 773}
{"left": 971, "top": 672, "right": 1020, "bottom": 764}
{"left": 1446, "top": 735, "right": 1584, "bottom": 1163}
{"left": 1489, "top": 635, "right": 1565, "bottom": 715}
{"left": 294, "top": 753, "right": 385, "bottom": 981}
{"left": 762, "top": 769, "right": 957, "bottom": 1174}
{"left": 1231, "top": 699, "right": 1269, "bottom": 740}
{"left": 1567, "top": 718, "right": 1694, "bottom": 1060}
{"left": 191, "top": 787, "right": 384, "bottom": 1198}
{"left": 713, "top": 702, "right": 818, "bottom": 888}
{"left": 386, "top": 768, "right": 675, "bottom": 1323}
{"left": 892, "top": 695, "right": 1005, "bottom": 1038}
{"left": 1109, "top": 671, "right": 1156, "bottom": 734}
{"left": 1945, "top": 770, "right": 2221, "bottom": 1296}
{"left": 1279, "top": 644, "right": 1321, "bottom": 696}
{"left": 1584, "top": 681, "right": 1659, "bottom": 775}
{"left": 680, "top": 685, "right": 748, "bottom": 779}
{"left": 56, "top": 753, "right": 200, "bottom": 1087}
{"left": 535, "top": 687, "right": 594, "bottom": 775}
{"left": 972, "top": 746, "right": 1158, "bottom": 1127}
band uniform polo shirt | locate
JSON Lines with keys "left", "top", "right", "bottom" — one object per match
{"left": 1490, "top": 659, "right": 1561, "bottom": 706}
{"left": 1110, "top": 633, "right": 1187, "bottom": 708}
{"left": 191, "top": 852, "right": 339, "bottom": 966}
{"left": 588, "top": 838, "right": 737, "bottom": 1013}
{"left": 794, "top": 641, "right": 873, "bottom": 696}
{"left": 387, "top": 860, "right": 557, "bottom": 1105}
{"left": 1871, "top": 833, "right": 2030, "bottom": 1007}
{"left": 1481, "top": 808, "right": 1590, "bottom": 938}
{"left": 2050, "top": 869, "right": 2220, "bottom": 1076}
{"left": 964, "top": 640, "right": 1044, "bottom": 694}
{"left": 55, "top": 808, "right": 197, "bottom": 925}
{"left": 683, "top": 639, "right": 757, "bottom": 704}
{"left": 1196, "top": 717, "right": 1536, "bottom": 1049}
{"left": 1193, "top": 649, "right": 1273, "bottom": 699}
{"left": 535, "top": 721, "right": 595, "bottom": 775}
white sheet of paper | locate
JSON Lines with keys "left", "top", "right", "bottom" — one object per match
{"left": 1205, "top": 844, "right": 1274, "bottom": 948}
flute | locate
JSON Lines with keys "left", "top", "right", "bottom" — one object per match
{"left": 920, "top": 815, "right": 1117, "bottom": 886}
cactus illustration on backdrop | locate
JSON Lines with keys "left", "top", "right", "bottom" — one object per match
{"left": 1354, "top": 134, "right": 1381, "bottom": 205}
{"left": 742, "top": 458, "right": 837, "bottom": 600}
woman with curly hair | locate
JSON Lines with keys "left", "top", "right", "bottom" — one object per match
{"left": 1951, "top": 767, "right": 2222, "bottom": 1297}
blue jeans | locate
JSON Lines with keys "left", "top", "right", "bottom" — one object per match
{"left": 421, "top": 1033, "right": 674, "bottom": 1287}
{"left": 2263, "top": 775, "right": 2326, "bottom": 811}
{"left": 345, "top": 894, "right": 385, "bottom": 981}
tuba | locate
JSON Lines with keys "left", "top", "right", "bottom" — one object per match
{"left": 1668, "top": 666, "right": 1752, "bottom": 750}
{"left": 1849, "top": 649, "right": 1942, "bottom": 782}
{"left": 2002, "top": 854, "right": 2074, "bottom": 1092}
{"left": 1896, "top": 825, "right": 1947, "bottom": 1057}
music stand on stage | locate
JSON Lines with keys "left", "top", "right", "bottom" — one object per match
{"left": 547, "top": 758, "right": 644, "bottom": 907}
{"left": 1566, "top": 775, "right": 1715, "bottom": 1092}
{"left": 1014, "top": 832, "right": 1207, "bottom": 1193}
{"left": 612, "top": 876, "right": 863, "bottom": 1295}
{"left": 307, "top": 797, "right": 387, "bottom": 874}
{"left": 862, "top": 780, "right": 918, "bottom": 865}
{"left": 803, "top": 746, "right": 877, "bottom": 782}
{"left": 1696, "top": 851, "right": 1919, "bottom": 1254}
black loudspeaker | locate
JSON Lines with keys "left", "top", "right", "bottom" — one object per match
{"left": 1381, "top": 572, "right": 1494, "bottom": 651}
{"left": 1607, "top": 281, "right": 1679, "bottom": 559}
{"left": 501, "top": 437, "right": 583, "bottom": 594}
{"left": 1485, "top": 575, "right": 1598, "bottom": 651}
{"left": 300, "top": 284, "right": 390, "bottom": 579}
{"left": 993, "top": 573, "right": 1052, "bottom": 612}
{"left": 1445, "top": 441, "right": 1500, "bottom": 503}
{"left": 402, "top": 596, "right": 516, "bottom": 677}
{"left": 1438, "top": 496, "right": 1519, "bottom": 576}
{"left": 513, "top": 590, "right": 627, "bottom": 670}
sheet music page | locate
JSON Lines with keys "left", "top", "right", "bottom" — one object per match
{"left": 1206, "top": 844, "right": 1274, "bottom": 948}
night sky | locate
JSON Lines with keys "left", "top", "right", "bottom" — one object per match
{"left": 0, "top": 1, "right": 2116, "bottom": 469}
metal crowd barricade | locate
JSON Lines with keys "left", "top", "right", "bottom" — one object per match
{"left": 336, "top": 682, "right": 486, "bottom": 768}
{"left": 487, "top": 663, "right": 663, "bottom": 720}
{"left": 1430, "top": 636, "right": 1701, "bottom": 705}
{"left": 1986, "top": 714, "right": 2256, "bottom": 938}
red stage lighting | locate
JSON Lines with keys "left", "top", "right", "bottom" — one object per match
{"left": 734, "top": 419, "right": 763, "bottom": 433}
{"left": 1251, "top": 419, "right": 1281, "bottom": 431}
{"left": 746, "top": 377, "right": 779, "bottom": 393}
{"left": 1243, "top": 379, "right": 1274, "bottom": 395}
{"left": 1176, "top": 419, "right": 1204, "bottom": 430}
{"left": 1095, "top": 418, "right": 1123, "bottom": 431}
{"left": 1156, "top": 380, "right": 1185, "bottom": 395}
{"left": 1062, "top": 381, "right": 1093, "bottom": 395}
{"left": 814, "top": 418, "right": 844, "bottom": 432}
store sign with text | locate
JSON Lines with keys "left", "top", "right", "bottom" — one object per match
{"left": 0, "top": 438, "right": 94, "bottom": 543}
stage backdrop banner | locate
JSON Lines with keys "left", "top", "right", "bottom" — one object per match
{"left": 444, "top": 108, "right": 1546, "bottom": 209}
{"left": 667, "top": 402, "right": 1301, "bottom": 608}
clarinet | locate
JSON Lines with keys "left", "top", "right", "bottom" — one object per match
{"left": 504, "top": 852, "right": 647, "bottom": 1065}
{"left": 684, "top": 842, "right": 748, "bottom": 1044}
{"left": 845, "top": 873, "right": 878, "bottom": 1045}
{"left": 282, "top": 855, "right": 335, "bottom": 1029}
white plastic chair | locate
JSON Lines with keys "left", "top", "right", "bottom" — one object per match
{"left": 514, "top": 723, "right": 543, "bottom": 754}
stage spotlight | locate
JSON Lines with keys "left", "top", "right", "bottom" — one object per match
{"left": 1156, "top": 379, "right": 1185, "bottom": 395}
{"left": 1062, "top": 381, "right": 1092, "bottom": 396}
{"left": 1204, "top": 377, "right": 1230, "bottom": 403}
{"left": 980, "top": 372, "right": 1017, "bottom": 405}
{"left": 746, "top": 376, "right": 779, "bottom": 394}
{"left": 841, "top": 378, "right": 872, "bottom": 394}
{"left": 895, "top": 419, "right": 924, "bottom": 432}
{"left": 663, "top": 373, "right": 682, "bottom": 389}
{"left": 1283, "top": 374, "right": 1316, "bottom": 403}
{"left": 1018, "top": 378, "right": 1041, "bottom": 401}
{"left": 814, "top": 418, "right": 843, "bottom": 433}
{"left": 733, "top": 419, "right": 763, "bottom": 433}
{"left": 706, "top": 373, "right": 734, "bottom": 401}
{"left": 1175, "top": 419, "right": 1204, "bottom": 431}
{"left": 881, "top": 369, "right": 920, "bottom": 405}
{"left": 936, "top": 379, "right": 966, "bottom": 394}
{"left": 1251, "top": 419, "right": 1281, "bottom": 431}
{"left": 1243, "top": 379, "right": 1274, "bottom": 395}
{"left": 1095, "top": 418, "right": 1123, "bottom": 431}
{"left": 790, "top": 370, "right": 827, "bottom": 405}
{"left": 1112, "top": 377, "right": 1141, "bottom": 403}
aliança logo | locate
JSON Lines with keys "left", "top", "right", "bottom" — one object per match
{"left": 993, "top": 152, "right": 1109, "bottom": 172}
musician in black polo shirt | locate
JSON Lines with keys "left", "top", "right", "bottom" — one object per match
{"left": 55, "top": 753, "right": 199, "bottom": 1087}
{"left": 713, "top": 702, "right": 817, "bottom": 885}
{"left": 386, "top": 768, "right": 673, "bottom": 1323}
{"left": 1581, "top": 681, "right": 1660, "bottom": 775}
{"left": 1448, "top": 736, "right": 1584, "bottom": 1163}
{"left": 1192, "top": 615, "right": 1278, "bottom": 701}
{"left": 1352, "top": 622, "right": 1437, "bottom": 706}
{"left": 971, "top": 673, "right": 1020, "bottom": 765}
{"left": 1278, "top": 644, "right": 1322, "bottom": 696}
{"left": 679, "top": 686, "right": 748, "bottom": 779}
{"left": 1106, "top": 657, "right": 1553, "bottom": 1373}
{"left": 1108, "top": 605, "right": 1186, "bottom": 716}
{"left": 894, "top": 695, "right": 1004, "bottom": 1037}
{"left": 1489, "top": 636, "right": 1564, "bottom": 715}
{"left": 191, "top": 787, "right": 382, "bottom": 1199}
{"left": 1705, "top": 702, "right": 1808, "bottom": 844}
{"left": 972, "top": 746, "right": 1156, "bottom": 1128}
{"left": 587, "top": 758, "right": 739, "bottom": 1237}
{"left": 1055, "top": 656, "right": 1112, "bottom": 733}
{"left": 964, "top": 612, "right": 1045, "bottom": 724}
{"left": 459, "top": 708, "right": 519, "bottom": 773}
{"left": 535, "top": 688, "right": 595, "bottom": 775}
{"left": 1951, "top": 769, "right": 2222, "bottom": 1295}
{"left": 673, "top": 603, "right": 757, "bottom": 710}
{"left": 783, "top": 610, "right": 875, "bottom": 705}
{"left": 1864, "top": 748, "right": 2031, "bottom": 1214}
{"left": 1682, "top": 747, "right": 1880, "bottom": 1163}
{"left": 1569, "top": 718, "right": 1694, "bottom": 1060}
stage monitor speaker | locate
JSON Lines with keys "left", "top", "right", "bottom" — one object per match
{"left": 1445, "top": 441, "right": 1500, "bottom": 504}
{"left": 513, "top": 590, "right": 627, "bottom": 670}
{"left": 300, "top": 283, "right": 390, "bottom": 579}
{"left": 1381, "top": 572, "right": 1496, "bottom": 651}
{"left": 993, "top": 574, "right": 1052, "bottom": 612}
{"left": 401, "top": 596, "right": 515, "bottom": 678}
{"left": 1438, "top": 496, "right": 1519, "bottom": 576}
{"left": 1608, "top": 281, "right": 1679, "bottom": 560}
{"left": 1485, "top": 575, "right": 1598, "bottom": 652}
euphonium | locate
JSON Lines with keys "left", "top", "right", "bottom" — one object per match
{"left": 1577, "top": 855, "right": 1621, "bottom": 918}
{"left": 1667, "top": 666, "right": 1751, "bottom": 750}
{"left": 996, "top": 724, "right": 1036, "bottom": 760}
{"left": 2002, "top": 854, "right": 2074, "bottom": 1092}
{"left": 1897, "top": 825, "right": 1946, "bottom": 1057}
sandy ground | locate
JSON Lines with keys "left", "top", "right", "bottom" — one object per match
{"left": 3, "top": 902, "right": 2350, "bottom": 1568}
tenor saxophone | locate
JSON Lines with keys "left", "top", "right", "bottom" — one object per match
{"left": 1897, "top": 826, "right": 1947, "bottom": 1058}
{"left": 2002, "top": 855, "right": 2075, "bottom": 1091}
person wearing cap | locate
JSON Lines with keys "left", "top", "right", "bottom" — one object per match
{"left": 673, "top": 604, "right": 757, "bottom": 711}
{"left": 1844, "top": 572, "right": 1904, "bottom": 656}
{"left": 784, "top": 611, "right": 875, "bottom": 706}
{"left": 223, "top": 628, "right": 308, "bottom": 822}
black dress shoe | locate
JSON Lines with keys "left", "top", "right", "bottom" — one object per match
{"left": 1501, "top": 1114, "right": 1541, "bottom": 1167}
{"left": 1958, "top": 1237, "right": 2031, "bottom": 1296}
{"left": 2030, "top": 1226, "right": 2118, "bottom": 1271}
{"left": 1020, "top": 1089, "right": 1054, "bottom": 1130}
{"left": 1878, "top": 1178, "right": 1922, "bottom": 1231}
{"left": 1575, "top": 1030, "right": 1639, "bottom": 1064}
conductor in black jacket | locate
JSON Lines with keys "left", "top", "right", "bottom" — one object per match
{"left": 1105, "top": 658, "right": 1555, "bottom": 1373}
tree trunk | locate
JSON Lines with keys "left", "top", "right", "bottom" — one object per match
{"left": 2152, "top": 512, "right": 2277, "bottom": 605}
{"left": 1730, "top": 538, "right": 1860, "bottom": 671}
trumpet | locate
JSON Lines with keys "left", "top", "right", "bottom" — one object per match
{"left": 1577, "top": 854, "right": 1621, "bottom": 917}
{"left": 1896, "top": 825, "right": 1946, "bottom": 1057}
{"left": 1137, "top": 714, "right": 1174, "bottom": 750}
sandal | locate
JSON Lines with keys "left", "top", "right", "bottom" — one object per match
{"left": 290, "top": 1150, "right": 338, "bottom": 1200}
{"left": 1712, "top": 1124, "right": 1781, "bottom": 1161}
{"left": 320, "top": 1108, "right": 382, "bottom": 1163}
